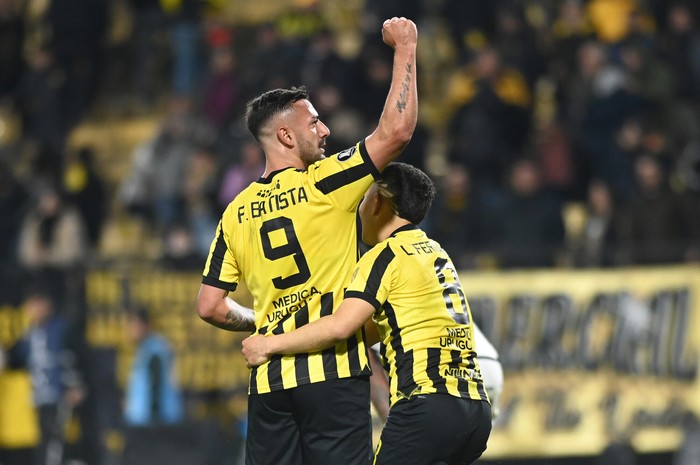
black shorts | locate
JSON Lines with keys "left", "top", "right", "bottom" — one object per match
{"left": 373, "top": 394, "right": 492, "bottom": 465}
{"left": 245, "top": 376, "right": 372, "bottom": 465}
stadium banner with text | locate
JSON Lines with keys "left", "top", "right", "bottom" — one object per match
{"left": 17, "top": 264, "right": 691, "bottom": 458}
{"left": 462, "top": 265, "right": 700, "bottom": 459}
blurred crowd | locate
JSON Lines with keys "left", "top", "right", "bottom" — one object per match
{"left": 1, "top": 0, "right": 700, "bottom": 294}
{"left": 1, "top": 1, "right": 700, "bottom": 464}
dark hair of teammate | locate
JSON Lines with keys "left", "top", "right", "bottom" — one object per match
{"left": 377, "top": 162, "right": 436, "bottom": 225}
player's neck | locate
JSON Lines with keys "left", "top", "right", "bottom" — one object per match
{"left": 262, "top": 150, "right": 307, "bottom": 177}
{"left": 377, "top": 217, "right": 412, "bottom": 242}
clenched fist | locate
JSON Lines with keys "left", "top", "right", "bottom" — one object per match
{"left": 381, "top": 17, "right": 418, "bottom": 49}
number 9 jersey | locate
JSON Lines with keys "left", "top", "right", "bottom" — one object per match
{"left": 202, "top": 140, "right": 378, "bottom": 394}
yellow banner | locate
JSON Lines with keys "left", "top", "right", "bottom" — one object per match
{"left": 80, "top": 266, "right": 700, "bottom": 458}
{"left": 460, "top": 266, "right": 700, "bottom": 458}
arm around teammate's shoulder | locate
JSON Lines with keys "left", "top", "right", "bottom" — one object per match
{"left": 365, "top": 17, "right": 418, "bottom": 172}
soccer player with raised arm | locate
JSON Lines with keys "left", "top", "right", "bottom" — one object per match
{"left": 243, "top": 163, "right": 492, "bottom": 465}
{"left": 196, "top": 17, "right": 418, "bottom": 465}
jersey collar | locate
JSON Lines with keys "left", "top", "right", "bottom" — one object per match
{"left": 256, "top": 167, "right": 296, "bottom": 184}
{"left": 389, "top": 223, "right": 418, "bottom": 237}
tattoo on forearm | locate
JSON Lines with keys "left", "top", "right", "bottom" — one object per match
{"left": 396, "top": 63, "right": 413, "bottom": 113}
{"left": 223, "top": 308, "right": 255, "bottom": 331}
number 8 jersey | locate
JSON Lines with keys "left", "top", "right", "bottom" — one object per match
{"left": 202, "top": 141, "right": 378, "bottom": 394}
{"left": 345, "top": 224, "right": 490, "bottom": 406}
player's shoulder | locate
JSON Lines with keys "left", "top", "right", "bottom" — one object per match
{"left": 359, "top": 239, "right": 400, "bottom": 268}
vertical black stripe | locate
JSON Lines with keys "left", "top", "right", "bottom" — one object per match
{"left": 474, "top": 353, "right": 489, "bottom": 401}
{"left": 320, "top": 293, "right": 338, "bottom": 376}
{"left": 379, "top": 343, "right": 388, "bottom": 371}
{"left": 364, "top": 245, "right": 395, "bottom": 297}
{"left": 477, "top": 381, "right": 489, "bottom": 402}
{"left": 384, "top": 302, "right": 416, "bottom": 396}
{"left": 266, "top": 317, "right": 287, "bottom": 389}
{"left": 266, "top": 354, "right": 283, "bottom": 390}
{"left": 426, "top": 348, "right": 448, "bottom": 393}
{"left": 294, "top": 303, "right": 310, "bottom": 382}
{"left": 346, "top": 333, "right": 362, "bottom": 373}
{"left": 249, "top": 366, "right": 258, "bottom": 393}
{"left": 205, "top": 225, "right": 228, "bottom": 279}
{"left": 450, "top": 350, "right": 470, "bottom": 395}
{"left": 250, "top": 325, "right": 269, "bottom": 393}
{"left": 396, "top": 350, "right": 416, "bottom": 396}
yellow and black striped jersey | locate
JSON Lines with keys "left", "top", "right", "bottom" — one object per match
{"left": 202, "top": 140, "right": 377, "bottom": 394}
{"left": 345, "top": 224, "right": 489, "bottom": 406}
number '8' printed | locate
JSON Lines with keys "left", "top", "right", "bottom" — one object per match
{"left": 260, "top": 217, "right": 311, "bottom": 289}
{"left": 434, "top": 257, "right": 471, "bottom": 325}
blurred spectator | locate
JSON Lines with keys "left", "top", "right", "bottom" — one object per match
{"left": 570, "top": 179, "right": 620, "bottom": 267}
{"left": 122, "top": 307, "right": 184, "bottom": 464}
{"left": 549, "top": 0, "right": 596, "bottom": 92}
{"left": 617, "top": 154, "right": 698, "bottom": 264}
{"left": 123, "top": 307, "right": 183, "bottom": 427}
{"left": 617, "top": 40, "right": 676, "bottom": 112}
{"left": 118, "top": 97, "right": 212, "bottom": 232}
{"left": 674, "top": 137, "right": 700, "bottom": 195}
{"left": 0, "top": 0, "right": 25, "bottom": 101}
{"left": 17, "top": 184, "right": 88, "bottom": 305}
{"left": 44, "top": 0, "right": 108, "bottom": 128}
{"left": 163, "top": 0, "right": 207, "bottom": 98}
{"left": 159, "top": 221, "right": 202, "bottom": 270}
{"left": 445, "top": 46, "right": 532, "bottom": 188}
{"left": 349, "top": 42, "right": 394, "bottom": 124}
{"left": 534, "top": 121, "right": 579, "bottom": 199}
{"left": 198, "top": 42, "right": 240, "bottom": 131}
{"left": 63, "top": 146, "right": 108, "bottom": 249}
{"left": 127, "top": 0, "right": 169, "bottom": 109}
{"left": 674, "top": 412, "right": 700, "bottom": 465}
{"left": 439, "top": 0, "right": 497, "bottom": 58}
{"left": 17, "top": 47, "right": 72, "bottom": 154}
{"left": 4, "top": 286, "right": 85, "bottom": 465}
{"left": 568, "top": 40, "right": 648, "bottom": 191}
{"left": 183, "top": 145, "right": 219, "bottom": 256}
{"left": 428, "top": 163, "right": 491, "bottom": 269}
{"left": 493, "top": 4, "right": 546, "bottom": 87}
{"left": 491, "top": 158, "right": 566, "bottom": 268}
{"left": 0, "top": 160, "right": 30, "bottom": 303}
{"left": 238, "top": 22, "right": 299, "bottom": 102}
{"left": 600, "top": 116, "right": 645, "bottom": 201}
{"left": 659, "top": 3, "right": 700, "bottom": 103}
{"left": 300, "top": 28, "right": 356, "bottom": 99}
{"left": 586, "top": 0, "right": 640, "bottom": 44}
{"left": 217, "top": 138, "right": 265, "bottom": 208}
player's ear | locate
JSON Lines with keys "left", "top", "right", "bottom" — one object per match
{"left": 277, "top": 126, "right": 294, "bottom": 148}
{"left": 372, "top": 191, "right": 384, "bottom": 215}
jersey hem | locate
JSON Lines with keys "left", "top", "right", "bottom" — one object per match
{"left": 248, "top": 368, "right": 372, "bottom": 395}
{"left": 344, "top": 290, "right": 381, "bottom": 310}
{"left": 201, "top": 276, "right": 238, "bottom": 292}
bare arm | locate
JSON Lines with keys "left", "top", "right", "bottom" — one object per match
{"left": 196, "top": 284, "right": 255, "bottom": 332}
{"left": 365, "top": 17, "right": 418, "bottom": 172}
{"left": 242, "top": 298, "right": 375, "bottom": 366}
{"left": 368, "top": 349, "right": 391, "bottom": 422}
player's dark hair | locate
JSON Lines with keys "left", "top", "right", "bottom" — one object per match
{"left": 245, "top": 86, "right": 309, "bottom": 141}
{"left": 378, "top": 162, "right": 436, "bottom": 225}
